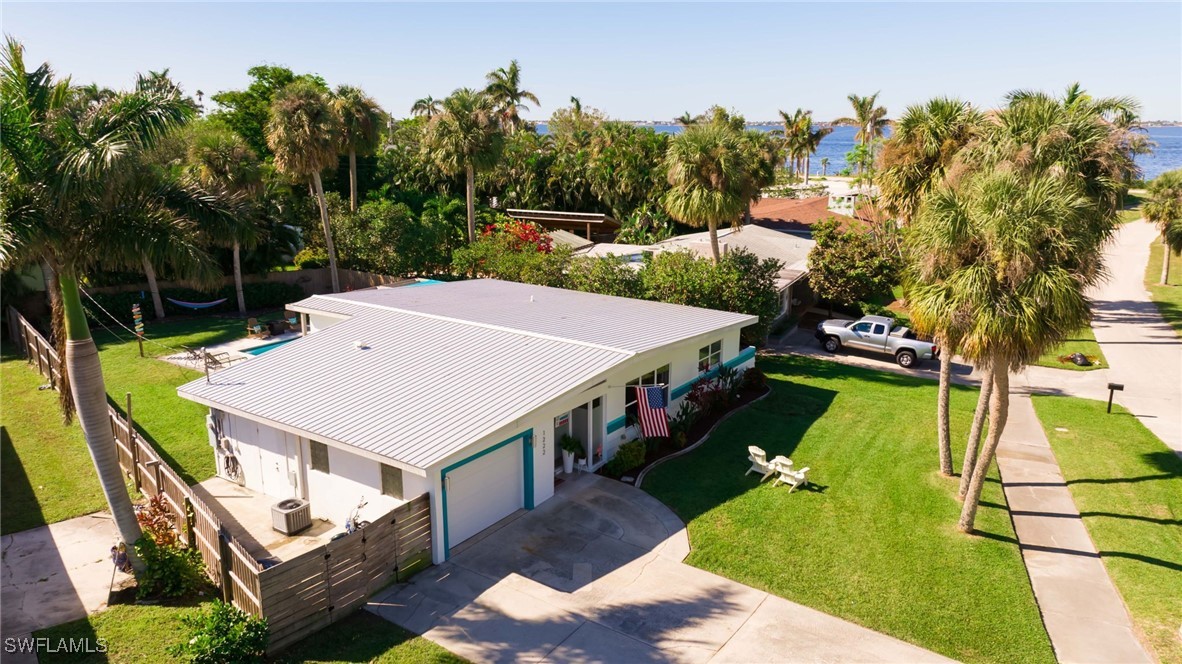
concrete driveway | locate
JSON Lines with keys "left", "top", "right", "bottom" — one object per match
{"left": 367, "top": 474, "right": 950, "bottom": 663}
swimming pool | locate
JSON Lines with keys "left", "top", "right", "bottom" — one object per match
{"left": 242, "top": 338, "right": 296, "bottom": 356}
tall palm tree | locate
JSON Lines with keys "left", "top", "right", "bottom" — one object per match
{"left": 2, "top": 39, "right": 226, "bottom": 569}
{"left": 834, "top": 92, "right": 888, "bottom": 174}
{"left": 422, "top": 88, "right": 504, "bottom": 243}
{"left": 410, "top": 95, "right": 441, "bottom": 120}
{"left": 777, "top": 108, "right": 808, "bottom": 178}
{"left": 675, "top": 111, "right": 697, "bottom": 128}
{"left": 802, "top": 116, "right": 832, "bottom": 186}
{"left": 266, "top": 80, "right": 343, "bottom": 292}
{"left": 332, "top": 85, "right": 383, "bottom": 212}
{"left": 187, "top": 122, "right": 262, "bottom": 313}
{"left": 484, "top": 60, "right": 539, "bottom": 134}
{"left": 662, "top": 123, "right": 748, "bottom": 263}
{"left": 1144, "top": 169, "right": 1182, "bottom": 284}
{"left": 820, "top": 157, "right": 829, "bottom": 176}
{"left": 882, "top": 97, "right": 983, "bottom": 475}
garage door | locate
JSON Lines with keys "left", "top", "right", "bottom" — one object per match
{"left": 446, "top": 438, "right": 524, "bottom": 549}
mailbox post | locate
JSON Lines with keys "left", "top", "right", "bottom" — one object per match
{"left": 1107, "top": 382, "right": 1124, "bottom": 414}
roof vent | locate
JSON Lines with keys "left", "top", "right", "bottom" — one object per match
{"left": 530, "top": 295, "right": 535, "bottom": 303}
{"left": 354, "top": 341, "right": 369, "bottom": 350}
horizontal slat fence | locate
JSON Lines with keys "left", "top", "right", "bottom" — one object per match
{"left": 8, "top": 306, "right": 433, "bottom": 654}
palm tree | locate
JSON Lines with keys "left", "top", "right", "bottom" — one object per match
{"left": 662, "top": 123, "right": 748, "bottom": 263}
{"left": 266, "top": 80, "right": 343, "bottom": 292}
{"left": 877, "top": 97, "right": 982, "bottom": 224}
{"left": 777, "top": 108, "right": 808, "bottom": 179}
{"left": 484, "top": 60, "right": 539, "bottom": 134}
{"left": 881, "top": 97, "right": 982, "bottom": 475}
{"left": 410, "top": 95, "right": 441, "bottom": 120}
{"left": 1144, "top": 170, "right": 1182, "bottom": 284}
{"left": 802, "top": 117, "right": 832, "bottom": 186}
{"left": 834, "top": 92, "right": 888, "bottom": 173}
{"left": 675, "top": 111, "right": 697, "bottom": 128}
{"left": 2, "top": 39, "right": 226, "bottom": 568}
{"left": 422, "top": 88, "right": 504, "bottom": 243}
{"left": 187, "top": 122, "right": 263, "bottom": 313}
{"left": 332, "top": 85, "right": 383, "bottom": 212}
{"left": 820, "top": 157, "right": 829, "bottom": 176}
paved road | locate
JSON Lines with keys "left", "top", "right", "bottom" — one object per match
{"left": 995, "top": 394, "right": 1153, "bottom": 664}
{"left": 1088, "top": 219, "right": 1182, "bottom": 454}
{"left": 369, "top": 473, "right": 951, "bottom": 663}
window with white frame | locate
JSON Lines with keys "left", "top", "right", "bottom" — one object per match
{"left": 625, "top": 364, "right": 670, "bottom": 424}
{"left": 698, "top": 340, "right": 722, "bottom": 372}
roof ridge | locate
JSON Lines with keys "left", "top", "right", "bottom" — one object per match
{"left": 310, "top": 294, "right": 637, "bottom": 357}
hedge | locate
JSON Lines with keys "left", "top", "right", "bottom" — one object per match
{"left": 84, "top": 282, "right": 306, "bottom": 325}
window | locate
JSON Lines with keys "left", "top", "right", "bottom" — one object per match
{"left": 698, "top": 340, "right": 722, "bottom": 372}
{"left": 625, "top": 364, "right": 670, "bottom": 423}
{"left": 310, "top": 440, "right": 330, "bottom": 473}
{"left": 852, "top": 322, "right": 872, "bottom": 333}
{"left": 872, "top": 324, "right": 886, "bottom": 335}
{"left": 381, "top": 463, "right": 403, "bottom": 499}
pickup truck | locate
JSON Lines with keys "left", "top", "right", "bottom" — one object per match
{"left": 814, "top": 315, "right": 938, "bottom": 368}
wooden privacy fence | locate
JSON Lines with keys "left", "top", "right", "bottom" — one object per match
{"left": 7, "top": 307, "right": 433, "bottom": 652}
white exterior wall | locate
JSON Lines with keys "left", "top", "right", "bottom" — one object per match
{"left": 302, "top": 440, "right": 421, "bottom": 525}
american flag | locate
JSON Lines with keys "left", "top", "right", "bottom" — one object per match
{"left": 634, "top": 385, "right": 669, "bottom": 438}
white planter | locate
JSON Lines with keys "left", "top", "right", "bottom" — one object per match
{"left": 562, "top": 450, "right": 575, "bottom": 474}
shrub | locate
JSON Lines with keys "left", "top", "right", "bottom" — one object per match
{"left": 136, "top": 494, "right": 180, "bottom": 548}
{"left": 669, "top": 400, "right": 699, "bottom": 448}
{"left": 686, "top": 377, "right": 727, "bottom": 417}
{"left": 740, "top": 366, "right": 768, "bottom": 391}
{"left": 169, "top": 600, "right": 268, "bottom": 664}
{"left": 135, "top": 537, "right": 206, "bottom": 599}
{"left": 293, "top": 248, "right": 327, "bottom": 269}
{"left": 602, "top": 439, "right": 647, "bottom": 478}
{"left": 559, "top": 434, "right": 585, "bottom": 457}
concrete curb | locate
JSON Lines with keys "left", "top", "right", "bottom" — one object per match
{"left": 634, "top": 386, "right": 773, "bottom": 489}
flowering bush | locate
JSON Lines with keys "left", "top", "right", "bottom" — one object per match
{"left": 481, "top": 219, "right": 553, "bottom": 253}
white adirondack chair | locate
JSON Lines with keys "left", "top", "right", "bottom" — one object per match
{"left": 745, "top": 446, "right": 776, "bottom": 481}
{"left": 773, "top": 463, "right": 810, "bottom": 492}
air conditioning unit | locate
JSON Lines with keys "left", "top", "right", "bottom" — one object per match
{"left": 271, "top": 498, "right": 311, "bottom": 535}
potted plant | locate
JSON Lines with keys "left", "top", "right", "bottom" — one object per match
{"left": 559, "top": 434, "right": 584, "bottom": 474}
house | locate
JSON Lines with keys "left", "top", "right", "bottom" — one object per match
{"left": 507, "top": 208, "right": 620, "bottom": 241}
{"left": 749, "top": 195, "right": 866, "bottom": 233}
{"left": 652, "top": 225, "right": 816, "bottom": 322}
{"left": 177, "top": 279, "right": 756, "bottom": 563}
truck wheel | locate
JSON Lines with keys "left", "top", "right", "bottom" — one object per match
{"left": 823, "top": 336, "right": 841, "bottom": 353}
{"left": 896, "top": 350, "right": 917, "bottom": 368}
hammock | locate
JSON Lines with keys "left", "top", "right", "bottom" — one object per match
{"left": 166, "top": 297, "right": 227, "bottom": 310}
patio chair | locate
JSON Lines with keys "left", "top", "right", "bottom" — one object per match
{"left": 245, "top": 317, "right": 268, "bottom": 339}
{"left": 773, "top": 464, "right": 810, "bottom": 492}
{"left": 745, "top": 446, "right": 776, "bottom": 481}
{"left": 770, "top": 455, "right": 793, "bottom": 472}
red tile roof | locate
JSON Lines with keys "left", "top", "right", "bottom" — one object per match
{"left": 750, "top": 196, "right": 866, "bottom": 232}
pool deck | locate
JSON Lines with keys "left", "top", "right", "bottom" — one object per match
{"left": 161, "top": 330, "right": 302, "bottom": 371}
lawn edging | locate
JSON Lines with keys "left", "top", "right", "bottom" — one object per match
{"left": 634, "top": 384, "right": 773, "bottom": 489}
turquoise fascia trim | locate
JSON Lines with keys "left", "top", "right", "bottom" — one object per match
{"left": 522, "top": 432, "right": 535, "bottom": 510}
{"left": 606, "top": 415, "right": 627, "bottom": 434}
{"left": 670, "top": 346, "right": 758, "bottom": 400}
{"left": 439, "top": 429, "right": 533, "bottom": 559}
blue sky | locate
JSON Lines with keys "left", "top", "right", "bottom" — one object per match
{"left": 4, "top": 2, "right": 1180, "bottom": 121}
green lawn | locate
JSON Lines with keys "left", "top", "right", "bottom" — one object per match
{"left": 644, "top": 355, "right": 1054, "bottom": 663}
{"left": 92, "top": 312, "right": 280, "bottom": 483}
{"left": 1119, "top": 191, "right": 1145, "bottom": 223}
{"left": 1145, "top": 240, "right": 1182, "bottom": 337}
{"left": 1034, "top": 325, "right": 1107, "bottom": 370}
{"left": 36, "top": 602, "right": 464, "bottom": 664}
{"left": 1032, "top": 397, "right": 1182, "bottom": 663}
{"left": 0, "top": 348, "right": 107, "bottom": 534}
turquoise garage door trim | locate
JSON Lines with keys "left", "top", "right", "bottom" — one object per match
{"left": 440, "top": 431, "right": 534, "bottom": 558}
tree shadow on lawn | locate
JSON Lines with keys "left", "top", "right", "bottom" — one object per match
{"left": 0, "top": 426, "right": 47, "bottom": 535}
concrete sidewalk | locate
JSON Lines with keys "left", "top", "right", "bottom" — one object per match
{"left": 1088, "top": 219, "right": 1182, "bottom": 455}
{"left": 995, "top": 394, "right": 1153, "bottom": 664}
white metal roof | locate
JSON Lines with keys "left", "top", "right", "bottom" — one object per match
{"left": 181, "top": 279, "right": 756, "bottom": 470}
{"left": 653, "top": 225, "right": 814, "bottom": 291}
{"left": 179, "top": 307, "right": 630, "bottom": 470}
{"left": 290, "top": 279, "right": 756, "bottom": 354}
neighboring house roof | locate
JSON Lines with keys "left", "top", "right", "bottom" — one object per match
{"left": 574, "top": 243, "right": 650, "bottom": 261}
{"left": 179, "top": 280, "right": 755, "bottom": 471}
{"left": 653, "top": 225, "right": 815, "bottom": 291}
{"left": 750, "top": 196, "right": 866, "bottom": 233}
{"left": 548, "top": 229, "right": 594, "bottom": 251}
{"left": 507, "top": 209, "right": 620, "bottom": 231}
